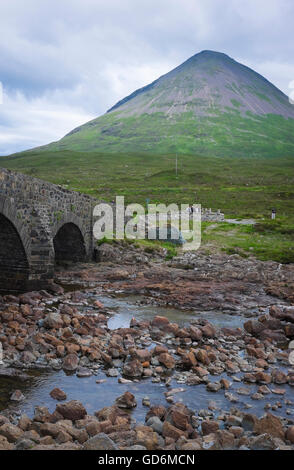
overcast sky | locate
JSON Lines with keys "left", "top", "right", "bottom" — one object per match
{"left": 0, "top": 0, "right": 293, "bottom": 155}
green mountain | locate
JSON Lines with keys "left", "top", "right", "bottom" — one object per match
{"left": 23, "top": 49, "right": 294, "bottom": 158}
{"left": 3, "top": 51, "right": 294, "bottom": 264}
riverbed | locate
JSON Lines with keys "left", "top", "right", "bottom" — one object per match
{"left": 1, "top": 294, "right": 292, "bottom": 426}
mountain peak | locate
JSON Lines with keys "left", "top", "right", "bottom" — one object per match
{"left": 197, "top": 49, "right": 230, "bottom": 57}
{"left": 187, "top": 49, "right": 233, "bottom": 63}
{"left": 26, "top": 50, "right": 294, "bottom": 158}
{"left": 105, "top": 49, "right": 291, "bottom": 118}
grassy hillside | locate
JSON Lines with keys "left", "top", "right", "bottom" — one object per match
{"left": 1, "top": 150, "right": 293, "bottom": 213}
{"left": 33, "top": 111, "right": 294, "bottom": 158}
{"left": 1, "top": 150, "right": 294, "bottom": 263}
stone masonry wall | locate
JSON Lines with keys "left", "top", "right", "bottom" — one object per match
{"left": 0, "top": 168, "right": 98, "bottom": 291}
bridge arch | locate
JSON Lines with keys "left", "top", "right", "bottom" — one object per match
{"left": 53, "top": 219, "right": 87, "bottom": 264}
{"left": 0, "top": 168, "right": 95, "bottom": 292}
{"left": 0, "top": 203, "right": 31, "bottom": 292}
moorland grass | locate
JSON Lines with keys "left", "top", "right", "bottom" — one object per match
{"left": 1, "top": 150, "right": 293, "bottom": 263}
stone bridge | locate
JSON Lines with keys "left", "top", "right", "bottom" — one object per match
{"left": 0, "top": 168, "right": 97, "bottom": 293}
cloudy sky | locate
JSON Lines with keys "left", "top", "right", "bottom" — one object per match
{"left": 0, "top": 0, "right": 293, "bottom": 155}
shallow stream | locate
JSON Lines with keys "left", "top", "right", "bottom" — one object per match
{"left": 1, "top": 294, "right": 292, "bottom": 424}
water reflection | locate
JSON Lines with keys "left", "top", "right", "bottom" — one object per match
{"left": 101, "top": 295, "right": 245, "bottom": 330}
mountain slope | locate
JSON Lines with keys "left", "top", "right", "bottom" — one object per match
{"left": 13, "top": 50, "right": 294, "bottom": 157}
{"left": 106, "top": 50, "right": 293, "bottom": 118}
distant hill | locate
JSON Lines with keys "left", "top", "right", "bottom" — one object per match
{"left": 7, "top": 50, "right": 294, "bottom": 158}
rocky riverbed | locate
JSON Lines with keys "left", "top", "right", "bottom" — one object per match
{"left": 0, "top": 242, "right": 294, "bottom": 450}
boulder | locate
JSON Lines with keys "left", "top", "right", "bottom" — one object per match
{"left": 50, "top": 388, "right": 67, "bottom": 401}
{"left": 215, "top": 429, "right": 235, "bottom": 450}
{"left": 76, "top": 367, "right": 93, "bottom": 378}
{"left": 106, "top": 368, "right": 119, "bottom": 377}
{"left": 255, "top": 371, "right": 271, "bottom": 384}
{"left": 85, "top": 421, "right": 101, "bottom": 437}
{"left": 249, "top": 433, "right": 277, "bottom": 450}
{"left": 0, "top": 435, "right": 14, "bottom": 450}
{"left": 44, "top": 312, "right": 63, "bottom": 329}
{"left": 33, "top": 406, "right": 51, "bottom": 423}
{"left": 180, "top": 440, "right": 202, "bottom": 450}
{"left": 18, "top": 414, "right": 31, "bottom": 431}
{"left": 39, "top": 422, "right": 61, "bottom": 438}
{"left": 20, "top": 351, "right": 36, "bottom": 363}
{"left": 146, "top": 405, "right": 167, "bottom": 422}
{"left": 146, "top": 416, "right": 163, "bottom": 434}
{"left": 196, "top": 349, "right": 210, "bottom": 365}
{"left": 115, "top": 392, "right": 137, "bottom": 409}
{"left": 0, "top": 423, "right": 24, "bottom": 442}
{"left": 152, "top": 344, "right": 168, "bottom": 355}
{"left": 189, "top": 326, "right": 203, "bottom": 341}
{"left": 135, "top": 425, "right": 159, "bottom": 450}
{"left": 241, "top": 413, "right": 258, "bottom": 432}
{"left": 123, "top": 359, "right": 143, "bottom": 377}
{"left": 158, "top": 352, "right": 175, "bottom": 369}
{"left": 162, "top": 421, "right": 187, "bottom": 440}
{"left": 259, "top": 329, "right": 287, "bottom": 345}
{"left": 132, "top": 348, "right": 152, "bottom": 363}
{"left": 62, "top": 353, "right": 79, "bottom": 371}
{"left": 254, "top": 413, "right": 285, "bottom": 440}
{"left": 151, "top": 316, "right": 170, "bottom": 328}
{"left": 271, "top": 369, "right": 288, "bottom": 384}
{"left": 206, "top": 382, "right": 221, "bottom": 392}
{"left": 244, "top": 320, "right": 265, "bottom": 336}
{"left": 56, "top": 430, "right": 73, "bottom": 444}
{"left": 201, "top": 420, "right": 219, "bottom": 436}
{"left": 180, "top": 351, "right": 197, "bottom": 368}
{"left": 83, "top": 433, "right": 118, "bottom": 450}
{"left": 201, "top": 323, "right": 216, "bottom": 338}
{"left": 166, "top": 404, "right": 191, "bottom": 431}
{"left": 56, "top": 401, "right": 87, "bottom": 421}
{"left": 285, "top": 426, "right": 294, "bottom": 444}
